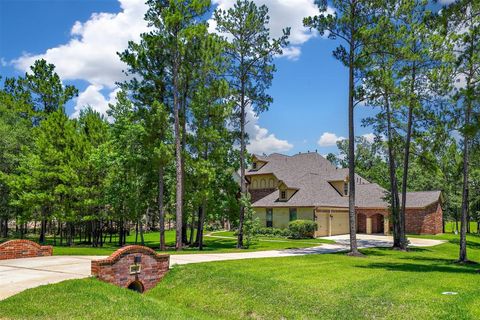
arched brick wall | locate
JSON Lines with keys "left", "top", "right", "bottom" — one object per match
{"left": 91, "top": 245, "right": 169, "bottom": 292}
{"left": 0, "top": 239, "right": 53, "bottom": 260}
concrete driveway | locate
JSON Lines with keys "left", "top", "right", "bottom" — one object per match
{"left": 320, "top": 234, "right": 445, "bottom": 248}
{"left": 0, "top": 234, "right": 445, "bottom": 300}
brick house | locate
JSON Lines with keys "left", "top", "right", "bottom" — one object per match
{"left": 247, "top": 152, "right": 443, "bottom": 236}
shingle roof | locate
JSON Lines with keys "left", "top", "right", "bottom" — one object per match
{"left": 249, "top": 152, "right": 441, "bottom": 209}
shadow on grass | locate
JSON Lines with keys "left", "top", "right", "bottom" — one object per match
{"left": 446, "top": 238, "right": 480, "bottom": 250}
{"left": 359, "top": 262, "right": 479, "bottom": 274}
{"left": 359, "top": 247, "right": 430, "bottom": 257}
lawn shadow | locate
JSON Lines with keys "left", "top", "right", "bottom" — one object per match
{"left": 446, "top": 238, "right": 480, "bottom": 250}
{"left": 359, "top": 262, "right": 479, "bottom": 274}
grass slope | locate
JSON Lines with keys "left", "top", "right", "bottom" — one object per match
{"left": 1, "top": 234, "right": 479, "bottom": 319}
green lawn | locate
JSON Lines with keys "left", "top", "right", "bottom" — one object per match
{"left": 444, "top": 221, "right": 479, "bottom": 234}
{"left": 0, "top": 230, "right": 332, "bottom": 256}
{"left": 1, "top": 233, "right": 479, "bottom": 319}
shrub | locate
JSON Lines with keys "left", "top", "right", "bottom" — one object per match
{"left": 288, "top": 220, "right": 317, "bottom": 239}
{"left": 254, "top": 227, "right": 291, "bottom": 238}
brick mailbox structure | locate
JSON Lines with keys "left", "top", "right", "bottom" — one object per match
{"left": 91, "top": 245, "right": 170, "bottom": 293}
{"left": 0, "top": 239, "right": 53, "bottom": 260}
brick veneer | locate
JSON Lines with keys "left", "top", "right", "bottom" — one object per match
{"left": 249, "top": 188, "right": 276, "bottom": 203}
{"left": 405, "top": 202, "right": 443, "bottom": 234}
{"left": 355, "top": 202, "right": 443, "bottom": 235}
{"left": 91, "top": 245, "right": 170, "bottom": 292}
{"left": 0, "top": 239, "right": 53, "bottom": 260}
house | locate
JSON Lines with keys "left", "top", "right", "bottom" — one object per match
{"left": 246, "top": 152, "right": 443, "bottom": 236}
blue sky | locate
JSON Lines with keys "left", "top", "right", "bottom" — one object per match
{"left": 0, "top": 0, "right": 431, "bottom": 156}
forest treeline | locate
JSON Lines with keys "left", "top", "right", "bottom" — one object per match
{"left": 0, "top": 0, "right": 479, "bottom": 262}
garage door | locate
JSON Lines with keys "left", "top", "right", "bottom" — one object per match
{"left": 315, "top": 211, "right": 350, "bottom": 237}
{"left": 330, "top": 212, "right": 349, "bottom": 235}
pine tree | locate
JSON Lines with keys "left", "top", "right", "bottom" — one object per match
{"left": 214, "top": 0, "right": 288, "bottom": 248}
{"left": 304, "top": 0, "right": 377, "bottom": 255}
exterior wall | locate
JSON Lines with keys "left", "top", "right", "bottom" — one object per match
{"left": 253, "top": 202, "right": 443, "bottom": 235}
{"left": 91, "top": 245, "right": 170, "bottom": 292}
{"left": 253, "top": 207, "right": 315, "bottom": 229}
{"left": 355, "top": 208, "right": 389, "bottom": 235}
{"left": 314, "top": 208, "right": 349, "bottom": 237}
{"left": 255, "top": 207, "right": 267, "bottom": 226}
{"left": 249, "top": 174, "right": 277, "bottom": 190}
{"left": 0, "top": 239, "right": 52, "bottom": 260}
{"left": 356, "top": 203, "right": 443, "bottom": 235}
{"left": 405, "top": 203, "right": 443, "bottom": 234}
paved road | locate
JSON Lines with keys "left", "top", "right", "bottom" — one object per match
{"left": 0, "top": 235, "right": 444, "bottom": 300}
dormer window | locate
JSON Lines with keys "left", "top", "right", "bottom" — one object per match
{"left": 252, "top": 162, "right": 257, "bottom": 170}
{"left": 280, "top": 190, "right": 286, "bottom": 200}
{"left": 343, "top": 182, "right": 348, "bottom": 196}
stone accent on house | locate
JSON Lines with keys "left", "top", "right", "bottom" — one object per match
{"left": 91, "top": 245, "right": 169, "bottom": 293}
{"left": 249, "top": 188, "right": 276, "bottom": 203}
{"left": 0, "top": 239, "right": 53, "bottom": 260}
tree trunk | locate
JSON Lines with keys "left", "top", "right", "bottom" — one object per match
{"left": 140, "top": 208, "right": 146, "bottom": 246}
{"left": 181, "top": 83, "right": 189, "bottom": 246}
{"left": 385, "top": 94, "right": 401, "bottom": 248}
{"left": 399, "top": 63, "right": 417, "bottom": 251}
{"left": 198, "top": 202, "right": 206, "bottom": 250}
{"left": 173, "top": 28, "right": 183, "bottom": 251}
{"left": 347, "top": 34, "right": 359, "bottom": 255}
{"left": 39, "top": 207, "right": 47, "bottom": 244}
{"left": 237, "top": 80, "right": 246, "bottom": 249}
{"left": 158, "top": 165, "right": 166, "bottom": 250}
{"left": 459, "top": 96, "right": 471, "bottom": 263}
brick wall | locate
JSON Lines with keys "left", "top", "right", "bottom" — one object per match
{"left": 91, "top": 245, "right": 170, "bottom": 292}
{"left": 0, "top": 239, "right": 53, "bottom": 260}
{"left": 249, "top": 188, "right": 276, "bottom": 203}
{"left": 355, "top": 202, "right": 443, "bottom": 235}
{"left": 405, "top": 202, "right": 443, "bottom": 234}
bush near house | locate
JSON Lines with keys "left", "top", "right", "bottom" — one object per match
{"left": 288, "top": 220, "right": 317, "bottom": 239}
{"left": 256, "top": 227, "right": 292, "bottom": 238}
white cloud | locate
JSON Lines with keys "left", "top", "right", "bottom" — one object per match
{"left": 73, "top": 85, "right": 120, "bottom": 118}
{"left": 210, "top": 0, "right": 332, "bottom": 60}
{"left": 438, "top": 0, "right": 457, "bottom": 4}
{"left": 362, "top": 133, "right": 375, "bottom": 143}
{"left": 245, "top": 106, "right": 293, "bottom": 154}
{"left": 12, "top": 0, "right": 149, "bottom": 89}
{"left": 0, "top": 57, "right": 7, "bottom": 67}
{"left": 317, "top": 132, "right": 345, "bottom": 147}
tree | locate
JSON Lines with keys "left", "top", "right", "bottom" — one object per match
{"left": 304, "top": 0, "right": 377, "bottom": 255}
{"left": 441, "top": 0, "right": 480, "bottom": 262}
{"left": 143, "top": 0, "right": 212, "bottom": 250}
{"left": 0, "top": 83, "right": 33, "bottom": 238}
{"left": 214, "top": 0, "right": 288, "bottom": 248}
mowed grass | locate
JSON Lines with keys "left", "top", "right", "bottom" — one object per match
{"left": 444, "top": 221, "right": 479, "bottom": 234}
{"left": 0, "top": 230, "right": 332, "bottom": 256}
{"left": 1, "top": 233, "right": 479, "bottom": 319}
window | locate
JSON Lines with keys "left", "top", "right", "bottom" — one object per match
{"left": 280, "top": 190, "right": 286, "bottom": 200}
{"left": 289, "top": 208, "right": 297, "bottom": 221}
{"left": 269, "top": 178, "right": 274, "bottom": 188}
{"left": 252, "top": 162, "right": 257, "bottom": 170}
{"left": 343, "top": 182, "right": 348, "bottom": 196}
{"left": 266, "top": 208, "right": 273, "bottom": 227}
{"left": 261, "top": 179, "right": 266, "bottom": 188}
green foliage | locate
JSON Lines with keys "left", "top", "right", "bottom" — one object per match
{"left": 288, "top": 220, "right": 317, "bottom": 239}
{"left": 239, "top": 195, "right": 259, "bottom": 248}
{"left": 255, "top": 227, "right": 292, "bottom": 238}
